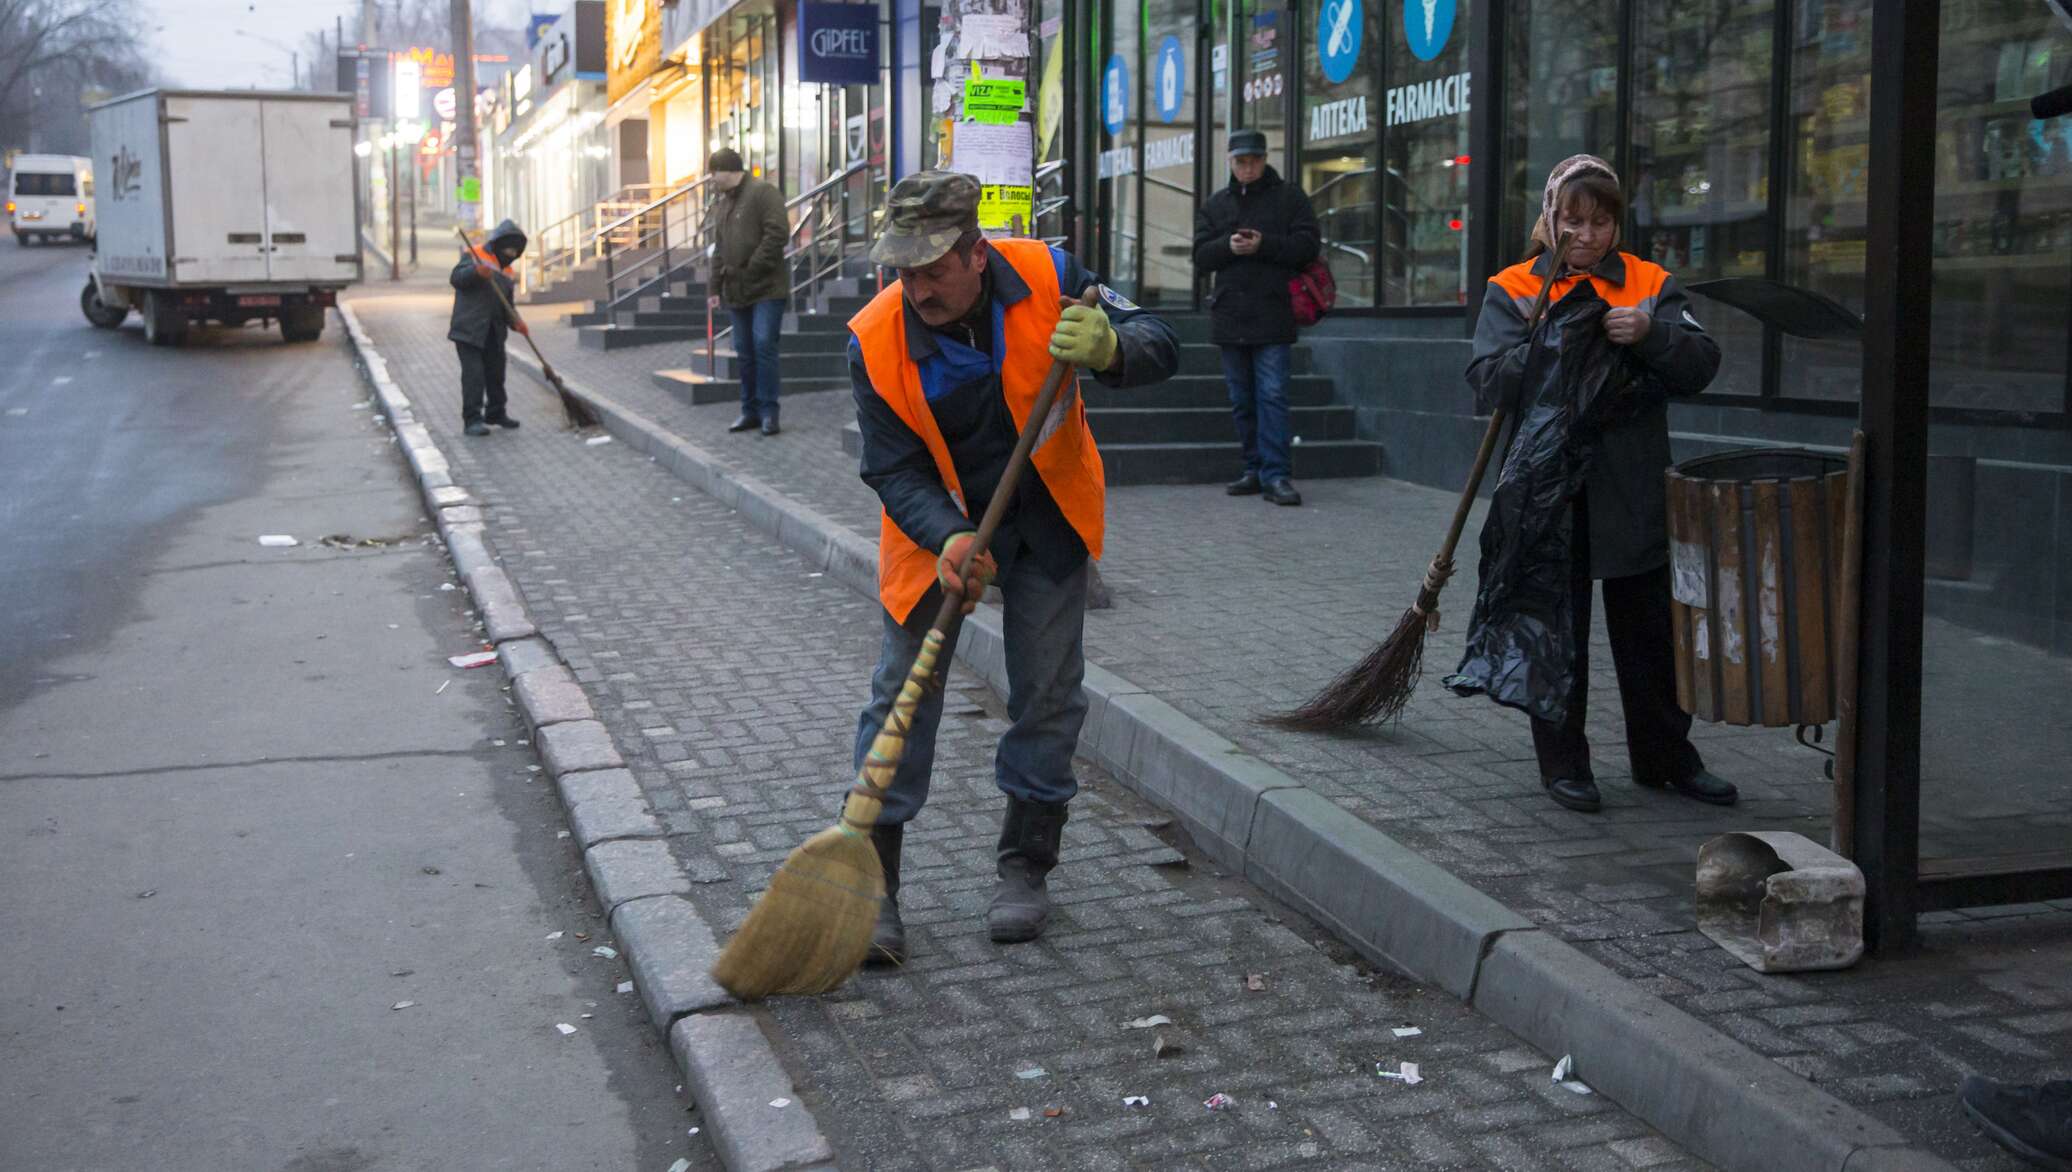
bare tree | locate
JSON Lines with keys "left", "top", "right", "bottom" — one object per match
{"left": 0, "top": 0, "right": 154, "bottom": 154}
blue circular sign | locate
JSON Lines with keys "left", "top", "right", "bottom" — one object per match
{"left": 1103, "top": 54, "right": 1129, "bottom": 135}
{"left": 1404, "top": 0, "right": 1456, "bottom": 61}
{"left": 1154, "top": 36, "right": 1186, "bottom": 123}
{"left": 1316, "top": 0, "right": 1363, "bottom": 85}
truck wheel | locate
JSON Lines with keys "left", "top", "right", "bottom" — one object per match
{"left": 80, "top": 280, "right": 127, "bottom": 329}
{"left": 14, "top": 232, "right": 27, "bottom": 247}
{"left": 279, "top": 305, "right": 326, "bottom": 343}
{"left": 142, "top": 292, "right": 188, "bottom": 347}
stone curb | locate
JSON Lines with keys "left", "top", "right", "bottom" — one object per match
{"left": 512, "top": 350, "right": 1957, "bottom": 1172}
{"left": 337, "top": 304, "right": 837, "bottom": 1172}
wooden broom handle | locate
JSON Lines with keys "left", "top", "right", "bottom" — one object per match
{"left": 925, "top": 285, "right": 1103, "bottom": 634}
{"left": 1431, "top": 232, "right": 1575, "bottom": 570}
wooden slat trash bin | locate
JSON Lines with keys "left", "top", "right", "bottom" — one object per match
{"left": 1666, "top": 449, "right": 1848, "bottom": 727}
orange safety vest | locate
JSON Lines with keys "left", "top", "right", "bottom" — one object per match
{"left": 1487, "top": 250, "right": 1671, "bottom": 316}
{"left": 849, "top": 237, "right": 1106, "bottom": 623}
{"left": 466, "top": 242, "right": 514, "bottom": 277}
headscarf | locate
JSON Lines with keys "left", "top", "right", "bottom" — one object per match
{"left": 1527, "top": 153, "right": 1620, "bottom": 260}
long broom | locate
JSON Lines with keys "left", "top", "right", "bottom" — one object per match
{"left": 712, "top": 287, "right": 1101, "bottom": 999}
{"left": 1266, "top": 233, "right": 1574, "bottom": 732}
{"left": 453, "top": 227, "right": 600, "bottom": 430}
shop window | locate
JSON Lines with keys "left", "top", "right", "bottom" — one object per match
{"left": 1380, "top": 0, "right": 1472, "bottom": 306}
{"left": 1498, "top": 0, "right": 1621, "bottom": 262}
{"left": 1777, "top": 2, "right": 1871, "bottom": 402}
{"left": 1140, "top": 0, "right": 1200, "bottom": 304}
{"left": 1098, "top": 0, "right": 1144, "bottom": 296}
{"left": 1631, "top": 0, "right": 1773, "bottom": 398}
{"left": 1298, "top": 0, "right": 1381, "bottom": 307}
{"left": 1237, "top": 2, "right": 1288, "bottom": 169}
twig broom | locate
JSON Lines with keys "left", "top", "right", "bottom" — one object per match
{"left": 1266, "top": 234, "right": 1574, "bottom": 732}
{"left": 454, "top": 227, "right": 600, "bottom": 430}
{"left": 712, "top": 288, "right": 1101, "bottom": 999}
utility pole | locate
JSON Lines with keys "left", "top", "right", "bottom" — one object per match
{"left": 410, "top": 163, "right": 419, "bottom": 266}
{"left": 451, "top": 0, "right": 481, "bottom": 231}
{"left": 938, "top": 0, "right": 1035, "bottom": 238}
{"left": 391, "top": 136, "right": 402, "bottom": 281}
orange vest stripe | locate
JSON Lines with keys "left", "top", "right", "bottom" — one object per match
{"left": 1490, "top": 252, "right": 1668, "bottom": 312}
{"left": 849, "top": 237, "right": 1106, "bottom": 622}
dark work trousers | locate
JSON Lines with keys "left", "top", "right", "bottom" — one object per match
{"left": 456, "top": 339, "right": 508, "bottom": 424}
{"left": 1530, "top": 495, "right": 1705, "bottom": 786}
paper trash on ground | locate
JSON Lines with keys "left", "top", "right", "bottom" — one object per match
{"left": 585, "top": 435, "right": 613, "bottom": 446}
{"left": 1246, "top": 973, "right": 1267, "bottom": 991}
{"left": 1015, "top": 1067, "right": 1046, "bottom": 1080}
{"left": 1122, "top": 1096, "right": 1150, "bottom": 1107}
{"left": 448, "top": 651, "right": 499, "bottom": 669}
{"left": 1392, "top": 1027, "right": 1423, "bottom": 1038}
{"left": 617, "top": 980, "right": 635, "bottom": 994}
{"left": 1376, "top": 1061, "right": 1422, "bottom": 1085}
{"left": 769, "top": 1098, "right": 792, "bottom": 1108}
{"left": 1203, "top": 1093, "right": 1236, "bottom": 1111}
{"left": 1008, "top": 1107, "right": 1032, "bottom": 1121}
{"left": 592, "top": 945, "right": 618, "bottom": 959}
{"left": 1553, "top": 1055, "right": 1593, "bottom": 1095}
{"left": 1123, "top": 1014, "right": 1172, "bottom": 1030}
{"left": 555, "top": 1022, "right": 578, "bottom": 1035}
{"left": 668, "top": 1160, "right": 691, "bottom": 1172}
{"left": 258, "top": 535, "right": 298, "bottom": 547}
{"left": 391, "top": 1000, "right": 415, "bottom": 1010}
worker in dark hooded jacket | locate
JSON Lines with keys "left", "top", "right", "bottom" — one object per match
{"left": 449, "top": 218, "right": 529, "bottom": 436}
{"left": 1462, "top": 155, "right": 1736, "bottom": 815}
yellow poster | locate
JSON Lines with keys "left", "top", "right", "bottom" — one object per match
{"left": 1036, "top": 40, "right": 1065, "bottom": 162}
{"left": 977, "top": 185, "right": 1035, "bottom": 231}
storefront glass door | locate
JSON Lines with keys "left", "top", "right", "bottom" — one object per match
{"left": 1097, "top": 0, "right": 1144, "bottom": 296}
{"left": 1298, "top": 0, "right": 1381, "bottom": 306}
{"left": 1139, "top": 0, "right": 1200, "bottom": 304}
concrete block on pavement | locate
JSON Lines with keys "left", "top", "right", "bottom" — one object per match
{"left": 585, "top": 839, "right": 690, "bottom": 912}
{"left": 443, "top": 524, "right": 494, "bottom": 581}
{"left": 1099, "top": 690, "right": 1290, "bottom": 872}
{"left": 511, "top": 665, "right": 592, "bottom": 730}
{"left": 610, "top": 895, "right": 732, "bottom": 1027}
{"left": 497, "top": 637, "right": 558, "bottom": 679}
{"left": 556, "top": 768, "right": 663, "bottom": 846}
{"left": 670, "top": 1012, "right": 835, "bottom": 1172}
{"left": 466, "top": 565, "right": 538, "bottom": 645}
{"left": 1472, "top": 929, "right": 1918, "bottom": 1172}
{"left": 1697, "top": 831, "right": 1865, "bottom": 973}
{"left": 538, "top": 720, "right": 625, "bottom": 776}
{"left": 1246, "top": 788, "right": 1532, "bottom": 999}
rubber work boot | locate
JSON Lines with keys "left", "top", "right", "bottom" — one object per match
{"left": 1959, "top": 1076, "right": 2072, "bottom": 1171}
{"left": 864, "top": 823, "right": 906, "bottom": 967}
{"left": 988, "top": 797, "right": 1068, "bottom": 944}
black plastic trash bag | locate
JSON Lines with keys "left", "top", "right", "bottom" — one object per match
{"left": 1445, "top": 283, "right": 1640, "bottom": 726}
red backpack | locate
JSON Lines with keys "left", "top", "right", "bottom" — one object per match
{"left": 1289, "top": 258, "right": 1337, "bottom": 327}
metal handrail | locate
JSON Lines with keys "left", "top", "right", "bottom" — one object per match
{"left": 519, "top": 181, "right": 676, "bottom": 295}
{"left": 601, "top": 175, "right": 719, "bottom": 311}
{"left": 701, "top": 160, "right": 876, "bottom": 368}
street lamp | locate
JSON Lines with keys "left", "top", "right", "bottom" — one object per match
{"left": 234, "top": 29, "right": 301, "bottom": 89}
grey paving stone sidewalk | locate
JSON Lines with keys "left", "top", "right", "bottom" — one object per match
{"left": 349, "top": 280, "right": 1712, "bottom": 1170}
{"left": 500, "top": 292, "right": 2070, "bottom": 1169}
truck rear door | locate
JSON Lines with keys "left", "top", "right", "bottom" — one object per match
{"left": 164, "top": 95, "right": 270, "bottom": 283}
{"left": 260, "top": 99, "right": 358, "bottom": 284}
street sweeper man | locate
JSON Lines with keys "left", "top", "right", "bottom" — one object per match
{"left": 846, "top": 170, "right": 1179, "bottom": 965}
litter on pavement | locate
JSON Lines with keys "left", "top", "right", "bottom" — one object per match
{"left": 1552, "top": 1054, "right": 1593, "bottom": 1095}
{"left": 1123, "top": 1096, "right": 1150, "bottom": 1107}
{"left": 668, "top": 1160, "right": 691, "bottom": 1172}
{"left": 1153, "top": 1034, "right": 1183, "bottom": 1059}
{"left": 1203, "top": 1093, "right": 1236, "bottom": 1111}
{"left": 1123, "top": 1014, "right": 1172, "bottom": 1030}
{"left": 1015, "top": 1067, "right": 1046, "bottom": 1080}
{"left": 1043, "top": 1107, "right": 1064, "bottom": 1118}
{"left": 592, "top": 945, "right": 618, "bottom": 959}
{"left": 1392, "top": 1026, "right": 1423, "bottom": 1038}
{"left": 769, "top": 1098, "right": 791, "bottom": 1108}
{"left": 555, "top": 1023, "right": 578, "bottom": 1035}
{"left": 391, "top": 1001, "right": 415, "bottom": 1011}
{"left": 448, "top": 651, "right": 498, "bottom": 669}
{"left": 1009, "top": 1107, "right": 1032, "bottom": 1121}
{"left": 585, "top": 435, "right": 613, "bottom": 446}
{"left": 257, "top": 535, "right": 298, "bottom": 547}
{"left": 1376, "top": 1061, "right": 1423, "bottom": 1085}
{"left": 439, "top": 582, "right": 457, "bottom": 591}
{"left": 617, "top": 981, "right": 634, "bottom": 994}
{"left": 1246, "top": 973, "right": 1267, "bottom": 992}
{"left": 546, "top": 931, "right": 563, "bottom": 940}
{"left": 435, "top": 679, "right": 450, "bottom": 695}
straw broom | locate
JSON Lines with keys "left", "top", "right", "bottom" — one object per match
{"left": 712, "top": 287, "right": 1101, "bottom": 999}
{"left": 454, "top": 227, "right": 600, "bottom": 430}
{"left": 1266, "top": 233, "right": 1574, "bottom": 732}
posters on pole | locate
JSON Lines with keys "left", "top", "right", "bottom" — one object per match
{"left": 951, "top": 120, "right": 1032, "bottom": 186}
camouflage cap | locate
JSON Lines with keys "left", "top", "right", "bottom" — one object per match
{"left": 869, "top": 170, "right": 981, "bottom": 268}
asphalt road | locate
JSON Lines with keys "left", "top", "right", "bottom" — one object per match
{"left": 0, "top": 244, "right": 715, "bottom": 1172}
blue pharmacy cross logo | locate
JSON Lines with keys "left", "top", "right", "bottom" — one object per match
{"left": 1103, "top": 53, "right": 1130, "bottom": 134}
{"left": 1404, "top": 0, "right": 1456, "bottom": 62}
{"left": 1155, "top": 36, "right": 1186, "bottom": 122}
{"left": 1317, "top": 0, "right": 1362, "bottom": 85}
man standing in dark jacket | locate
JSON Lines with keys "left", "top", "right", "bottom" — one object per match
{"left": 708, "top": 149, "right": 791, "bottom": 436}
{"left": 1192, "top": 129, "right": 1320, "bottom": 506}
{"left": 448, "top": 218, "right": 529, "bottom": 437}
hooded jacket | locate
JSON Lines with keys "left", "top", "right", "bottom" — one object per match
{"left": 1191, "top": 164, "right": 1320, "bottom": 347}
{"left": 448, "top": 219, "right": 527, "bottom": 348}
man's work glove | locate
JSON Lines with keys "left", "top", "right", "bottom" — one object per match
{"left": 937, "top": 531, "right": 999, "bottom": 615}
{"left": 1049, "top": 304, "right": 1119, "bottom": 370}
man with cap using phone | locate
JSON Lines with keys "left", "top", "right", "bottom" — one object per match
{"left": 707, "top": 148, "right": 791, "bottom": 436}
{"left": 845, "top": 170, "right": 1178, "bottom": 966}
{"left": 1193, "top": 128, "right": 1321, "bottom": 506}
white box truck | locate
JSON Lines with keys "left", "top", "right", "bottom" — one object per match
{"left": 80, "top": 89, "right": 361, "bottom": 345}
